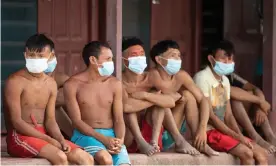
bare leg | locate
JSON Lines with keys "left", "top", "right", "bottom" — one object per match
{"left": 229, "top": 144, "right": 254, "bottom": 165}
{"left": 55, "top": 106, "right": 73, "bottom": 138}
{"left": 252, "top": 143, "right": 268, "bottom": 165}
{"left": 176, "top": 90, "right": 218, "bottom": 156}
{"left": 231, "top": 100, "right": 276, "bottom": 153}
{"left": 38, "top": 144, "right": 68, "bottom": 165}
{"left": 94, "top": 150, "right": 113, "bottom": 165}
{"left": 146, "top": 106, "right": 165, "bottom": 151}
{"left": 163, "top": 107, "right": 200, "bottom": 155}
{"left": 261, "top": 115, "right": 276, "bottom": 148}
{"left": 125, "top": 112, "right": 157, "bottom": 156}
{"left": 66, "top": 148, "right": 94, "bottom": 165}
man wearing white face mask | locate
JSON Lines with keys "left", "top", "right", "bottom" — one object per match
{"left": 148, "top": 40, "right": 218, "bottom": 156}
{"left": 64, "top": 41, "right": 130, "bottom": 166}
{"left": 4, "top": 34, "right": 93, "bottom": 165}
{"left": 193, "top": 40, "right": 268, "bottom": 165}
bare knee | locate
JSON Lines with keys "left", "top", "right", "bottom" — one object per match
{"left": 181, "top": 90, "right": 196, "bottom": 103}
{"left": 240, "top": 149, "right": 254, "bottom": 161}
{"left": 255, "top": 149, "right": 268, "bottom": 164}
{"left": 55, "top": 150, "right": 68, "bottom": 165}
{"left": 68, "top": 148, "right": 94, "bottom": 165}
{"left": 95, "top": 150, "right": 113, "bottom": 165}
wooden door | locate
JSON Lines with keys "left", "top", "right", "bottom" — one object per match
{"left": 150, "top": 0, "right": 201, "bottom": 75}
{"left": 38, "top": 0, "right": 99, "bottom": 76}
{"left": 224, "top": 0, "right": 263, "bottom": 83}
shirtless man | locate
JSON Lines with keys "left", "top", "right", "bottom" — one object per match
{"left": 194, "top": 40, "right": 268, "bottom": 165}
{"left": 43, "top": 39, "right": 73, "bottom": 138}
{"left": 64, "top": 41, "right": 130, "bottom": 165}
{"left": 122, "top": 37, "right": 200, "bottom": 156}
{"left": 4, "top": 34, "right": 93, "bottom": 165}
{"left": 148, "top": 40, "right": 218, "bottom": 156}
{"left": 226, "top": 65, "right": 276, "bottom": 152}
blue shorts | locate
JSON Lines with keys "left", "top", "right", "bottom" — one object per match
{"left": 71, "top": 128, "right": 131, "bottom": 166}
{"left": 162, "top": 121, "right": 187, "bottom": 151}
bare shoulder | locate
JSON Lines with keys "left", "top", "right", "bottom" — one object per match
{"left": 176, "top": 70, "right": 193, "bottom": 82}
{"left": 5, "top": 70, "right": 27, "bottom": 89}
{"left": 108, "top": 76, "right": 122, "bottom": 90}
{"left": 54, "top": 72, "right": 69, "bottom": 86}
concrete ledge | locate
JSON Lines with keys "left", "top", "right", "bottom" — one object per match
{"left": 1, "top": 152, "right": 276, "bottom": 165}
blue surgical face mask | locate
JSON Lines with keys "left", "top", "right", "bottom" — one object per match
{"left": 44, "top": 57, "right": 57, "bottom": 73}
{"left": 98, "top": 61, "right": 114, "bottom": 76}
{"left": 213, "top": 61, "right": 235, "bottom": 76}
{"left": 160, "top": 57, "right": 182, "bottom": 75}
{"left": 127, "top": 56, "right": 147, "bottom": 74}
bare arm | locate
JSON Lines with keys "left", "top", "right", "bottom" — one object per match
{"left": 4, "top": 77, "right": 51, "bottom": 141}
{"left": 224, "top": 100, "right": 242, "bottom": 134}
{"left": 55, "top": 88, "right": 65, "bottom": 107}
{"left": 113, "top": 81, "right": 125, "bottom": 141}
{"left": 243, "top": 82, "right": 265, "bottom": 99}
{"left": 143, "top": 92, "right": 175, "bottom": 108}
{"left": 179, "top": 71, "right": 209, "bottom": 129}
{"left": 123, "top": 88, "right": 154, "bottom": 113}
{"left": 45, "top": 80, "right": 65, "bottom": 142}
{"left": 208, "top": 99, "right": 240, "bottom": 139}
{"left": 64, "top": 79, "right": 108, "bottom": 143}
{"left": 230, "top": 86, "right": 261, "bottom": 104}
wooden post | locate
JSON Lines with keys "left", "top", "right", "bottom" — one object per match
{"left": 105, "top": 0, "right": 122, "bottom": 80}
{"left": 263, "top": 0, "right": 276, "bottom": 111}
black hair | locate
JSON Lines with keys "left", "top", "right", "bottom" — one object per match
{"left": 122, "top": 37, "right": 144, "bottom": 51}
{"left": 150, "top": 40, "right": 179, "bottom": 64}
{"left": 82, "top": 41, "right": 111, "bottom": 66}
{"left": 208, "top": 40, "right": 235, "bottom": 57}
{"left": 25, "top": 34, "right": 54, "bottom": 52}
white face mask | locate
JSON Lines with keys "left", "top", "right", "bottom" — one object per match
{"left": 127, "top": 56, "right": 147, "bottom": 74}
{"left": 25, "top": 58, "right": 48, "bottom": 73}
{"left": 98, "top": 61, "right": 114, "bottom": 76}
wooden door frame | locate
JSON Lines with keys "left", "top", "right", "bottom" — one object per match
{"left": 149, "top": 0, "right": 202, "bottom": 74}
{"left": 263, "top": 0, "right": 276, "bottom": 111}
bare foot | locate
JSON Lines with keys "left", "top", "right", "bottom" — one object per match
{"left": 256, "top": 138, "right": 276, "bottom": 153}
{"left": 137, "top": 141, "right": 159, "bottom": 156}
{"left": 175, "top": 139, "right": 200, "bottom": 155}
{"left": 200, "top": 145, "right": 219, "bottom": 156}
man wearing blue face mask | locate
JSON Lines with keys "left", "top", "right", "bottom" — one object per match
{"left": 64, "top": 41, "right": 130, "bottom": 166}
{"left": 148, "top": 40, "right": 218, "bottom": 156}
{"left": 221, "top": 42, "right": 276, "bottom": 153}
{"left": 193, "top": 40, "right": 268, "bottom": 165}
{"left": 121, "top": 38, "right": 200, "bottom": 156}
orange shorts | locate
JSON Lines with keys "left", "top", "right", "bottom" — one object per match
{"left": 127, "top": 119, "right": 164, "bottom": 153}
{"left": 7, "top": 126, "right": 79, "bottom": 158}
{"left": 207, "top": 129, "right": 251, "bottom": 152}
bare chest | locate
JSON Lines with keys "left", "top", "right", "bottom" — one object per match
{"left": 155, "top": 78, "right": 182, "bottom": 94}
{"left": 21, "top": 83, "right": 51, "bottom": 109}
{"left": 77, "top": 83, "right": 114, "bottom": 107}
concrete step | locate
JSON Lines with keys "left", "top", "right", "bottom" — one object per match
{"left": 1, "top": 151, "right": 276, "bottom": 165}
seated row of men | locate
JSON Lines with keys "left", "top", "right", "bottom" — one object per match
{"left": 3, "top": 34, "right": 276, "bottom": 165}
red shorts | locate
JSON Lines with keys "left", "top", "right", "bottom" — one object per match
{"left": 207, "top": 129, "right": 251, "bottom": 152}
{"left": 6, "top": 126, "right": 79, "bottom": 158}
{"left": 127, "top": 119, "right": 164, "bottom": 153}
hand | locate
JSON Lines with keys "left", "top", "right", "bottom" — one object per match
{"left": 107, "top": 138, "right": 123, "bottom": 154}
{"left": 194, "top": 128, "right": 207, "bottom": 151}
{"left": 131, "top": 91, "right": 148, "bottom": 100}
{"left": 259, "top": 100, "right": 271, "bottom": 114}
{"left": 169, "top": 92, "right": 182, "bottom": 102}
{"left": 254, "top": 110, "right": 266, "bottom": 126}
{"left": 103, "top": 137, "right": 118, "bottom": 151}
{"left": 238, "top": 135, "right": 253, "bottom": 149}
{"left": 60, "top": 140, "right": 71, "bottom": 153}
{"left": 46, "top": 137, "right": 62, "bottom": 149}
